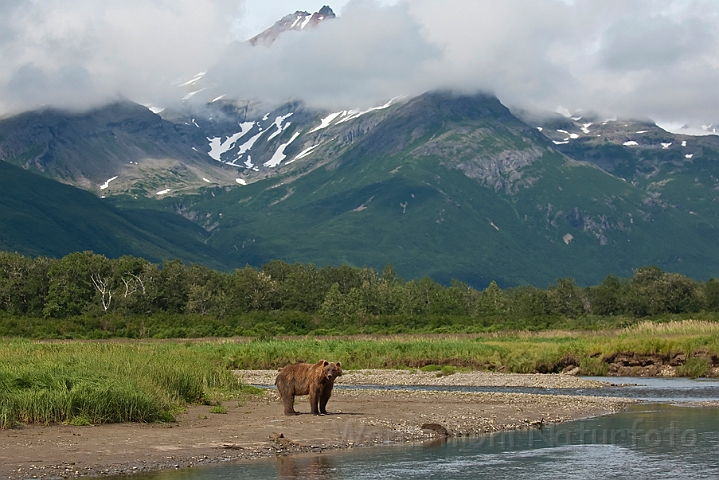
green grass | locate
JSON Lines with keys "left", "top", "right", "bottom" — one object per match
{"left": 0, "top": 340, "right": 250, "bottom": 428}
{"left": 1, "top": 320, "right": 716, "bottom": 428}
{"left": 215, "top": 320, "right": 719, "bottom": 376}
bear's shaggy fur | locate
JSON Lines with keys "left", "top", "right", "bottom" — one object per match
{"left": 274, "top": 360, "right": 342, "bottom": 416}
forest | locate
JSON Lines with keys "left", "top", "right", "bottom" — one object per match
{"left": 0, "top": 250, "right": 718, "bottom": 338}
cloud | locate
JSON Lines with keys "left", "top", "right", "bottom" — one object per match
{"left": 209, "top": 1, "right": 441, "bottom": 109}
{"left": 1, "top": 0, "right": 719, "bottom": 127}
{"left": 406, "top": 0, "right": 719, "bottom": 124}
{"left": 0, "top": 0, "right": 243, "bottom": 113}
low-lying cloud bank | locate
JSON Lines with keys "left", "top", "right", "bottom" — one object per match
{"left": 1, "top": 0, "right": 718, "bottom": 127}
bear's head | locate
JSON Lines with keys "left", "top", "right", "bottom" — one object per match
{"left": 318, "top": 359, "right": 342, "bottom": 381}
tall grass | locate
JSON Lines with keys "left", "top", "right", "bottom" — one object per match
{"left": 1, "top": 321, "right": 716, "bottom": 428}
{"left": 0, "top": 340, "right": 245, "bottom": 428}
{"left": 214, "top": 321, "right": 718, "bottom": 376}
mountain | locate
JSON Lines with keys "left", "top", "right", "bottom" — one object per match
{"left": 0, "top": 101, "right": 242, "bottom": 197}
{"left": 142, "top": 92, "right": 719, "bottom": 287}
{"left": 519, "top": 111, "right": 719, "bottom": 237}
{"left": 249, "top": 6, "right": 336, "bottom": 47}
{"left": 0, "top": 160, "right": 235, "bottom": 267}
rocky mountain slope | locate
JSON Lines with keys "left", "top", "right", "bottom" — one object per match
{"left": 0, "top": 101, "right": 243, "bottom": 197}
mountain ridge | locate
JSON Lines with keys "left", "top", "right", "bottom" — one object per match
{"left": 1, "top": 4, "right": 719, "bottom": 287}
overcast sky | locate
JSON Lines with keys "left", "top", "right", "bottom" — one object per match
{"left": 1, "top": 0, "right": 718, "bottom": 129}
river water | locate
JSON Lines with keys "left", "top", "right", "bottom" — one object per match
{"left": 114, "top": 378, "right": 719, "bottom": 479}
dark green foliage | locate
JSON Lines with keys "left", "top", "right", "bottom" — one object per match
{"left": 0, "top": 161, "right": 237, "bottom": 270}
{"left": 0, "top": 252, "right": 717, "bottom": 338}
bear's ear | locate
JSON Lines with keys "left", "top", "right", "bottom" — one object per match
{"left": 317, "top": 359, "right": 327, "bottom": 366}
{"left": 323, "top": 360, "right": 329, "bottom": 366}
{"left": 336, "top": 362, "right": 341, "bottom": 367}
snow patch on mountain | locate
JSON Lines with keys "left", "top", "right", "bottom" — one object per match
{"left": 267, "top": 113, "right": 294, "bottom": 142}
{"left": 207, "top": 121, "right": 255, "bottom": 161}
{"left": 264, "top": 132, "right": 301, "bottom": 168}
{"left": 178, "top": 71, "right": 206, "bottom": 87}
{"left": 100, "top": 176, "right": 118, "bottom": 190}
{"left": 287, "top": 142, "right": 322, "bottom": 164}
{"left": 336, "top": 99, "right": 394, "bottom": 124}
{"left": 300, "top": 15, "right": 312, "bottom": 29}
{"left": 310, "top": 111, "right": 344, "bottom": 132}
{"left": 234, "top": 132, "right": 263, "bottom": 162}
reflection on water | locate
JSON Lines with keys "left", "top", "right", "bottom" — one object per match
{"left": 119, "top": 404, "right": 719, "bottom": 479}
{"left": 276, "top": 455, "right": 334, "bottom": 479}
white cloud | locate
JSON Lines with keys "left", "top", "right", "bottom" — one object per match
{"left": 1, "top": 0, "right": 719, "bottom": 127}
{"left": 0, "top": 0, "right": 243, "bottom": 113}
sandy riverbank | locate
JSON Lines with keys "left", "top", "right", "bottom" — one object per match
{"left": 0, "top": 372, "right": 632, "bottom": 479}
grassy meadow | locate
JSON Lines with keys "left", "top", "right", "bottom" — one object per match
{"left": 2, "top": 320, "right": 717, "bottom": 428}
{"left": 217, "top": 320, "right": 719, "bottom": 375}
{"left": 0, "top": 340, "right": 254, "bottom": 429}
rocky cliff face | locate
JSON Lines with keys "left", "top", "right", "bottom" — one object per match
{"left": 248, "top": 6, "right": 336, "bottom": 47}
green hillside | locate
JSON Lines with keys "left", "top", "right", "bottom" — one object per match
{"left": 0, "top": 161, "right": 233, "bottom": 267}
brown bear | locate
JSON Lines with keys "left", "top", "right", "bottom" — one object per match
{"left": 274, "top": 359, "right": 342, "bottom": 416}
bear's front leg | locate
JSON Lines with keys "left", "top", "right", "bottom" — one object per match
{"left": 319, "top": 383, "right": 334, "bottom": 415}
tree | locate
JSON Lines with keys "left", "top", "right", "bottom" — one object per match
{"left": 43, "top": 252, "right": 112, "bottom": 317}
{"left": 505, "top": 285, "right": 551, "bottom": 318}
{"left": 589, "top": 274, "right": 625, "bottom": 316}
{"left": 112, "top": 256, "right": 159, "bottom": 315}
{"left": 154, "top": 259, "right": 189, "bottom": 314}
{"left": 625, "top": 266, "right": 701, "bottom": 316}
{"left": 232, "top": 265, "right": 278, "bottom": 311}
{"left": 318, "top": 283, "right": 366, "bottom": 323}
{"left": 704, "top": 278, "right": 719, "bottom": 312}
{"left": 275, "top": 263, "right": 331, "bottom": 312}
{"left": 477, "top": 281, "right": 507, "bottom": 317}
{"left": 0, "top": 252, "right": 51, "bottom": 316}
{"left": 548, "top": 278, "right": 586, "bottom": 318}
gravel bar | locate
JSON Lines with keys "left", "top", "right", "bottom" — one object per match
{"left": 235, "top": 369, "right": 610, "bottom": 389}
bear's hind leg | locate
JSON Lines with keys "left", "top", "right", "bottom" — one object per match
{"left": 283, "top": 393, "right": 299, "bottom": 416}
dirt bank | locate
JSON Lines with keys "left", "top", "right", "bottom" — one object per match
{"left": 0, "top": 374, "right": 632, "bottom": 479}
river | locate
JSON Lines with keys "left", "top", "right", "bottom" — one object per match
{"left": 109, "top": 377, "right": 719, "bottom": 479}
